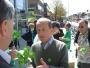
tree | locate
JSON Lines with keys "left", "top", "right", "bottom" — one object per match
{"left": 52, "top": 0, "right": 66, "bottom": 20}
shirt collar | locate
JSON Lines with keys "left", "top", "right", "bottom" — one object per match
{"left": 42, "top": 36, "right": 54, "bottom": 49}
{"left": 80, "top": 31, "right": 88, "bottom": 35}
{"left": 0, "top": 49, "right": 11, "bottom": 64}
{"left": 48, "top": 36, "right": 54, "bottom": 45}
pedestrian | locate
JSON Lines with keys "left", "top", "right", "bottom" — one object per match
{"left": 74, "top": 19, "right": 90, "bottom": 68}
{"left": 52, "top": 21, "right": 64, "bottom": 40}
{"left": 31, "top": 17, "right": 68, "bottom": 68}
{"left": 59, "top": 23, "right": 71, "bottom": 50}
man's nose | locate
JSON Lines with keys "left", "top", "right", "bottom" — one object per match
{"left": 38, "top": 31, "right": 44, "bottom": 35}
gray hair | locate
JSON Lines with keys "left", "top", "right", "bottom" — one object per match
{"left": 36, "top": 17, "right": 52, "bottom": 28}
{"left": 0, "top": 0, "right": 15, "bottom": 24}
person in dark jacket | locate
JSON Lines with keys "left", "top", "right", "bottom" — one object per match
{"left": 33, "top": 20, "right": 37, "bottom": 39}
{"left": 21, "top": 27, "right": 33, "bottom": 47}
{"left": 0, "top": 0, "right": 15, "bottom": 68}
{"left": 52, "top": 21, "right": 64, "bottom": 40}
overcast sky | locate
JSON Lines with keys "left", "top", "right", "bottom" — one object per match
{"left": 41, "top": 0, "right": 90, "bottom": 16}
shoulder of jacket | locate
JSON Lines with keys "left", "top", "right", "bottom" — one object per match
{"left": 54, "top": 39, "right": 65, "bottom": 49}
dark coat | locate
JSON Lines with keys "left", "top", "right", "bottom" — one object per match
{"left": 53, "top": 29, "right": 64, "bottom": 40}
{"left": 0, "top": 56, "right": 12, "bottom": 68}
{"left": 31, "top": 39, "right": 68, "bottom": 68}
{"left": 21, "top": 30, "right": 33, "bottom": 47}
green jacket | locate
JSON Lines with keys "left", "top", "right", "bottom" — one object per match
{"left": 64, "top": 29, "right": 71, "bottom": 49}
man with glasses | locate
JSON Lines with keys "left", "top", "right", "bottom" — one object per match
{"left": 74, "top": 19, "right": 90, "bottom": 68}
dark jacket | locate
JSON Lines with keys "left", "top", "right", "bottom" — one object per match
{"left": 31, "top": 39, "right": 68, "bottom": 68}
{"left": 53, "top": 29, "right": 64, "bottom": 40}
{"left": 0, "top": 56, "right": 12, "bottom": 68}
{"left": 21, "top": 30, "right": 33, "bottom": 47}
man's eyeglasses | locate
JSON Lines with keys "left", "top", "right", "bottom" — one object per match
{"left": 79, "top": 26, "right": 84, "bottom": 28}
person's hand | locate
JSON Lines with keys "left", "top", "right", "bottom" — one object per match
{"left": 59, "top": 37, "right": 63, "bottom": 40}
{"left": 75, "top": 43, "right": 80, "bottom": 51}
{"left": 59, "top": 37, "right": 65, "bottom": 42}
{"left": 9, "top": 47, "right": 17, "bottom": 59}
{"left": 36, "top": 58, "right": 49, "bottom": 68}
{"left": 77, "top": 46, "right": 80, "bottom": 51}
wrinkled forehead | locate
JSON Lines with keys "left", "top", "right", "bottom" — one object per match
{"left": 36, "top": 21, "right": 48, "bottom": 25}
{"left": 36, "top": 18, "right": 51, "bottom": 24}
{"left": 36, "top": 21, "right": 49, "bottom": 29}
{"left": 79, "top": 20, "right": 87, "bottom": 24}
{"left": 79, "top": 21, "right": 84, "bottom": 25}
{"left": 78, "top": 20, "right": 83, "bottom": 23}
{"left": 79, "top": 20, "right": 85, "bottom": 26}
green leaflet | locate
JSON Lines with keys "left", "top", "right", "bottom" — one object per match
{"left": 17, "top": 47, "right": 35, "bottom": 68}
{"left": 79, "top": 47, "right": 87, "bottom": 54}
{"left": 47, "top": 58, "right": 52, "bottom": 63}
{"left": 13, "top": 30, "right": 21, "bottom": 40}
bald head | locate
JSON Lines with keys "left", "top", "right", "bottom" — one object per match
{"left": 36, "top": 18, "right": 53, "bottom": 43}
{"left": 36, "top": 17, "right": 52, "bottom": 28}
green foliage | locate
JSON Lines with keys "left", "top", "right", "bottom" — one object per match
{"left": 52, "top": 0, "right": 66, "bottom": 20}
{"left": 17, "top": 47, "right": 35, "bottom": 68}
{"left": 47, "top": 58, "right": 52, "bottom": 63}
{"left": 28, "top": 16, "right": 36, "bottom": 23}
{"left": 79, "top": 47, "right": 87, "bottom": 54}
{"left": 13, "top": 30, "right": 21, "bottom": 40}
{"left": 13, "top": 30, "right": 35, "bottom": 68}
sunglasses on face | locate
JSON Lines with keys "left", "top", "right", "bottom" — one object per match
{"left": 79, "top": 26, "right": 84, "bottom": 28}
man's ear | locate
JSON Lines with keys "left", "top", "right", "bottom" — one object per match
{"left": 0, "top": 20, "right": 7, "bottom": 37}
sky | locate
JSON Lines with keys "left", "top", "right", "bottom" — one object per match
{"left": 41, "top": 0, "right": 90, "bottom": 16}
{"left": 10, "top": 0, "right": 90, "bottom": 16}
{"left": 10, "top": 0, "right": 24, "bottom": 10}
